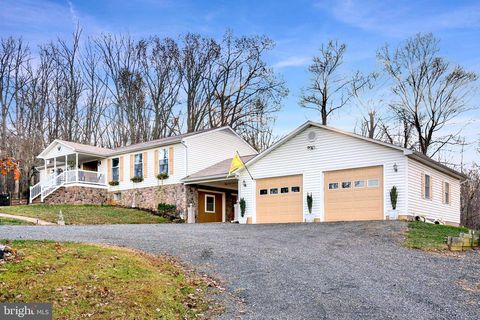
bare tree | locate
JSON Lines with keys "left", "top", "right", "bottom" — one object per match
{"left": 461, "top": 163, "right": 480, "bottom": 229}
{"left": 300, "top": 40, "right": 355, "bottom": 125}
{"left": 378, "top": 33, "right": 477, "bottom": 157}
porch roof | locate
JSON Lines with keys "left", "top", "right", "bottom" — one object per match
{"left": 182, "top": 154, "right": 256, "bottom": 183}
{"left": 38, "top": 140, "right": 113, "bottom": 159}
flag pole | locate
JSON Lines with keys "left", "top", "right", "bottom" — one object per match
{"left": 236, "top": 151, "right": 254, "bottom": 180}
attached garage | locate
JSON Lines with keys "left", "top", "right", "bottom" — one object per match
{"left": 256, "top": 174, "right": 303, "bottom": 223}
{"left": 324, "top": 165, "right": 384, "bottom": 221}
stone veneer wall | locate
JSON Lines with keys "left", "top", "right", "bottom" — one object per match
{"left": 108, "top": 183, "right": 198, "bottom": 218}
{"left": 43, "top": 186, "right": 108, "bottom": 205}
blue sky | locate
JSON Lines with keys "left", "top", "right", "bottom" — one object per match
{"left": 1, "top": 0, "right": 479, "bottom": 163}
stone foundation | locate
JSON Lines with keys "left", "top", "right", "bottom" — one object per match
{"left": 108, "top": 184, "right": 198, "bottom": 218}
{"left": 44, "top": 186, "right": 108, "bottom": 205}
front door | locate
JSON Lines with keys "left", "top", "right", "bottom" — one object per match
{"left": 198, "top": 191, "right": 223, "bottom": 223}
{"left": 82, "top": 160, "right": 98, "bottom": 171}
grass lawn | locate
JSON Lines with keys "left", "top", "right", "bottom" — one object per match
{"left": 0, "top": 217, "right": 33, "bottom": 225}
{"left": 404, "top": 221, "right": 469, "bottom": 251}
{"left": 0, "top": 204, "right": 168, "bottom": 225}
{"left": 0, "top": 240, "right": 218, "bottom": 319}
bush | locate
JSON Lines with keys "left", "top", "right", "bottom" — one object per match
{"left": 390, "top": 186, "right": 398, "bottom": 210}
{"left": 239, "top": 198, "right": 246, "bottom": 217}
{"left": 156, "top": 173, "right": 169, "bottom": 180}
{"left": 158, "top": 203, "right": 176, "bottom": 216}
{"left": 108, "top": 180, "right": 119, "bottom": 186}
{"left": 130, "top": 176, "right": 144, "bottom": 183}
{"left": 306, "top": 193, "right": 313, "bottom": 214}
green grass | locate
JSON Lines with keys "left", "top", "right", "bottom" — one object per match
{"left": 0, "top": 217, "right": 34, "bottom": 225}
{"left": 0, "top": 240, "right": 217, "bottom": 319}
{"left": 404, "top": 221, "right": 469, "bottom": 251}
{"left": 0, "top": 204, "right": 168, "bottom": 225}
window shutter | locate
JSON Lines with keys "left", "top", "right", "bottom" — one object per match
{"left": 154, "top": 150, "right": 159, "bottom": 176}
{"left": 119, "top": 156, "right": 124, "bottom": 182}
{"left": 130, "top": 154, "right": 134, "bottom": 178}
{"left": 107, "top": 159, "right": 111, "bottom": 182}
{"left": 143, "top": 152, "right": 148, "bottom": 178}
{"left": 421, "top": 173, "right": 425, "bottom": 199}
{"left": 169, "top": 146, "right": 174, "bottom": 175}
{"left": 442, "top": 181, "right": 445, "bottom": 204}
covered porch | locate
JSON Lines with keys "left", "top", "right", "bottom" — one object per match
{"left": 30, "top": 140, "right": 111, "bottom": 203}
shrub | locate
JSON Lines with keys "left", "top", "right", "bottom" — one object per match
{"left": 390, "top": 186, "right": 398, "bottom": 210}
{"left": 158, "top": 203, "right": 176, "bottom": 215}
{"left": 131, "top": 176, "right": 144, "bottom": 183}
{"left": 156, "top": 173, "right": 169, "bottom": 180}
{"left": 108, "top": 180, "right": 119, "bottom": 186}
{"left": 307, "top": 193, "right": 313, "bottom": 214}
{"left": 239, "top": 198, "right": 246, "bottom": 217}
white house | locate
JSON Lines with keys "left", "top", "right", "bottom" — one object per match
{"left": 235, "top": 121, "right": 464, "bottom": 226}
{"left": 31, "top": 121, "right": 464, "bottom": 225}
{"left": 31, "top": 126, "right": 258, "bottom": 222}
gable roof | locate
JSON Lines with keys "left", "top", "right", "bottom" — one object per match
{"left": 182, "top": 154, "right": 256, "bottom": 183}
{"left": 243, "top": 121, "right": 465, "bottom": 180}
{"left": 38, "top": 126, "right": 255, "bottom": 159}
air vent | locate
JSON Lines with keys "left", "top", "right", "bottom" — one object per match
{"left": 307, "top": 131, "right": 317, "bottom": 142}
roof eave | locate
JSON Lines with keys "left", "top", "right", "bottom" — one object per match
{"left": 182, "top": 174, "right": 237, "bottom": 184}
{"left": 407, "top": 153, "right": 467, "bottom": 180}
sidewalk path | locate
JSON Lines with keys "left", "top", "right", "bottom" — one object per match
{"left": 0, "top": 213, "right": 56, "bottom": 226}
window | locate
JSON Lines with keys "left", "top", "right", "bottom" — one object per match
{"left": 424, "top": 174, "right": 431, "bottom": 199}
{"left": 113, "top": 192, "right": 122, "bottom": 201}
{"left": 444, "top": 182, "right": 450, "bottom": 205}
{"left": 354, "top": 180, "right": 365, "bottom": 188}
{"left": 270, "top": 188, "right": 278, "bottom": 194}
{"left": 134, "top": 154, "right": 143, "bottom": 177}
{"left": 111, "top": 158, "right": 120, "bottom": 181}
{"left": 259, "top": 189, "right": 268, "bottom": 195}
{"left": 205, "top": 195, "right": 215, "bottom": 213}
{"left": 291, "top": 186, "right": 301, "bottom": 192}
{"left": 328, "top": 182, "right": 339, "bottom": 190}
{"left": 280, "top": 187, "right": 289, "bottom": 194}
{"left": 159, "top": 148, "right": 168, "bottom": 174}
{"left": 368, "top": 179, "right": 379, "bottom": 187}
{"left": 341, "top": 181, "right": 352, "bottom": 189}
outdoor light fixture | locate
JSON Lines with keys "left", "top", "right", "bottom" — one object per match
{"left": 243, "top": 180, "right": 247, "bottom": 187}
{"left": 393, "top": 163, "right": 398, "bottom": 172}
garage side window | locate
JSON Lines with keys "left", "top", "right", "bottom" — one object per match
{"left": 444, "top": 182, "right": 450, "bottom": 205}
{"left": 367, "top": 179, "right": 379, "bottom": 187}
{"left": 259, "top": 189, "right": 268, "bottom": 195}
{"left": 328, "top": 182, "right": 339, "bottom": 190}
{"left": 341, "top": 181, "right": 351, "bottom": 189}
{"left": 354, "top": 180, "right": 365, "bottom": 188}
{"left": 424, "top": 174, "right": 431, "bottom": 199}
{"left": 205, "top": 195, "right": 215, "bottom": 213}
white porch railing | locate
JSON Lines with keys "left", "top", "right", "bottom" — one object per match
{"left": 29, "top": 169, "right": 106, "bottom": 203}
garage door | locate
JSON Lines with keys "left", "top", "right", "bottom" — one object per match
{"left": 256, "top": 175, "right": 303, "bottom": 223}
{"left": 324, "top": 166, "right": 383, "bottom": 221}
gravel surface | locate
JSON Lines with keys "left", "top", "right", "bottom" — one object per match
{"left": 1, "top": 221, "right": 479, "bottom": 319}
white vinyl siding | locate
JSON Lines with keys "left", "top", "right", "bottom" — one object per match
{"left": 184, "top": 129, "right": 257, "bottom": 176}
{"left": 407, "top": 158, "right": 460, "bottom": 224}
{"left": 239, "top": 126, "right": 406, "bottom": 223}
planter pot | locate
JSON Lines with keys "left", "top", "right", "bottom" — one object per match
{"left": 304, "top": 213, "right": 315, "bottom": 223}
{"left": 238, "top": 215, "right": 247, "bottom": 224}
{"left": 389, "top": 209, "right": 398, "bottom": 220}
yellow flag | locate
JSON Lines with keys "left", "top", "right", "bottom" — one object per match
{"left": 228, "top": 153, "right": 244, "bottom": 175}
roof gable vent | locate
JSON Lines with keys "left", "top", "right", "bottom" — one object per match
{"left": 307, "top": 131, "right": 317, "bottom": 142}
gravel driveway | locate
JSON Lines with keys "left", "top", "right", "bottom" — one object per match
{"left": 1, "top": 221, "right": 479, "bottom": 319}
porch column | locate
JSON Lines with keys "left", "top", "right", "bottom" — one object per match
{"left": 65, "top": 155, "right": 68, "bottom": 172}
{"left": 75, "top": 153, "right": 79, "bottom": 182}
{"left": 54, "top": 157, "right": 56, "bottom": 174}
{"left": 44, "top": 159, "right": 47, "bottom": 176}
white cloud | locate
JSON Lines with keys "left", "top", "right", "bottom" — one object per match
{"left": 273, "top": 56, "right": 310, "bottom": 69}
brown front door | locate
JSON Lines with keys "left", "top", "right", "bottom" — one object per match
{"left": 198, "top": 191, "right": 223, "bottom": 223}
{"left": 82, "top": 160, "right": 98, "bottom": 171}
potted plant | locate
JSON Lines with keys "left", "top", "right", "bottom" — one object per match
{"left": 389, "top": 186, "right": 398, "bottom": 220}
{"left": 238, "top": 198, "right": 247, "bottom": 224}
{"left": 305, "top": 193, "right": 314, "bottom": 222}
